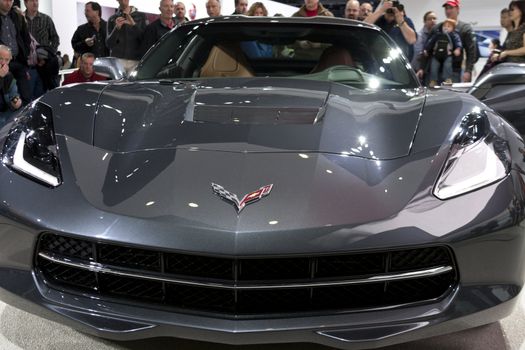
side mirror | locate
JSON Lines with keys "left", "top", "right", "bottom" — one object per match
{"left": 93, "top": 57, "right": 128, "bottom": 80}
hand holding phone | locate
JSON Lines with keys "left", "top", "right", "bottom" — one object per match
{"left": 85, "top": 35, "right": 96, "bottom": 46}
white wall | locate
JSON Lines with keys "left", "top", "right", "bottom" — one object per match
{"left": 390, "top": 0, "right": 503, "bottom": 33}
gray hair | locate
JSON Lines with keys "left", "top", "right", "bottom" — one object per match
{"left": 0, "top": 45, "right": 12, "bottom": 58}
{"left": 81, "top": 52, "right": 96, "bottom": 61}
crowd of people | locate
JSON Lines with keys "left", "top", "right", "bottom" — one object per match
{"left": 1, "top": 0, "right": 524, "bottom": 122}
{"left": 297, "top": 0, "right": 525, "bottom": 86}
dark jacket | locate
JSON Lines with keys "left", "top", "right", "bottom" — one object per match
{"left": 0, "top": 9, "right": 31, "bottom": 66}
{"left": 0, "top": 72, "right": 18, "bottom": 112}
{"left": 35, "top": 45, "right": 59, "bottom": 91}
{"left": 106, "top": 6, "right": 148, "bottom": 60}
{"left": 140, "top": 18, "right": 175, "bottom": 56}
{"left": 376, "top": 15, "right": 417, "bottom": 62}
{"left": 71, "top": 19, "right": 109, "bottom": 57}
{"left": 25, "top": 11, "right": 60, "bottom": 50}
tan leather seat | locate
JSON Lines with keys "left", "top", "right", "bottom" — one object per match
{"left": 311, "top": 46, "right": 355, "bottom": 74}
{"left": 200, "top": 44, "right": 254, "bottom": 78}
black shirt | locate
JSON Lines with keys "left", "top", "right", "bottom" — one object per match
{"left": 71, "top": 19, "right": 109, "bottom": 57}
{"left": 140, "top": 18, "right": 175, "bottom": 56}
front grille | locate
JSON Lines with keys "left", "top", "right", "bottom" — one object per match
{"left": 36, "top": 233, "right": 458, "bottom": 316}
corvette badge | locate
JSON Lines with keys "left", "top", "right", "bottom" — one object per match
{"left": 211, "top": 183, "right": 273, "bottom": 213}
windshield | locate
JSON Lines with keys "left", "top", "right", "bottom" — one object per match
{"left": 135, "top": 21, "right": 419, "bottom": 90}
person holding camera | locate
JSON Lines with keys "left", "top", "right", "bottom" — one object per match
{"left": 0, "top": 45, "right": 22, "bottom": 126}
{"left": 107, "top": 0, "right": 148, "bottom": 73}
{"left": 365, "top": 0, "right": 416, "bottom": 61}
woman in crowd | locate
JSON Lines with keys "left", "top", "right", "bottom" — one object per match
{"left": 493, "top": 1, "right": 525, "bottom": 63}
{"left": 247, "top": 2, "right": 268, "bottom": 16}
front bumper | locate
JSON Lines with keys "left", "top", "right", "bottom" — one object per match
{"left": 0, "top": 216, "right": 523, "bottom": 349}
{"left": 0, "top": 267, "right": 520, "bottom": 349}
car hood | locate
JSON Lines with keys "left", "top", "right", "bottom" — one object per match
{"left": 93, "top": 78, "right": 425, "bottom": 159}
{"left": 65, "top": 136, "right": 442, "bottom": 252}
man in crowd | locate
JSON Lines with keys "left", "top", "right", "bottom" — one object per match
{"left": 0, "top": 45, "right": 21, "bottom": 125}
{"left": 71, "top": 2, "right": 109, "bottom": 59}
{"left": 412, "top": 10, "right": 437, "bottom": 80}
{"left": 174, "top": 2, "right": 188, "bottom": 24}
{"left": 359, "top": 2, "right": 373, "bottom": 20}
{"left": 24, "top": 0, "right": 58, "bottom": 50}
{"left": 0, "top": 0, "right": 31, "bottom": 105}
{"left": 141, "top": 0, "right": 176, "bottom": 55}
{"left": 344, "top": 0, "right": 360, "bottom": 20}
{"left": 292, "top": 0, "right": 333, "bottom": 17}
{"left": 206, "top": 0, "right": 221, "bottom": 17}
{"left": 431, "top": 0, "right": 477, "bottom": 82}
{"left": 232, "top": 0, "right": 248, "bottom": 15}
{"left": 62, "top": 52, "right": 107, "bottom": 86}
{"left": 365, "top": 1, "right": 416, "bottom": 61}
{"left": 107, "top": 0, "right": 148, "bottom": 73}
{"left": 24, "top": 0, "right": 59, "bottom": 99}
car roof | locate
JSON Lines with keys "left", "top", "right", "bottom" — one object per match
{"left": 179, "top": 15, "right": 380, "bottom": 31}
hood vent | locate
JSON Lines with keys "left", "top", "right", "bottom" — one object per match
{"left": 193, "top": 105, "right": 321, "bottom": 125}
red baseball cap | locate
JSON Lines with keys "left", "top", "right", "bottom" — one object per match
{"left": 443, "top": 0, "right": 460, "bottom": 7}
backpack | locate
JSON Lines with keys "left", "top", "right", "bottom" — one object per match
{"left": 433, "top": 32, "right": 452, "bottom": 62}
{"left": 27, "top": 33, "right": 39, "bottom": 67}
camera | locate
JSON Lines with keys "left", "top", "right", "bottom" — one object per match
{"left": 116, "top": 10, "right": 126, "bottom": 18}
{"left": 386, "top": 0, "right": 401, "bottom": 14}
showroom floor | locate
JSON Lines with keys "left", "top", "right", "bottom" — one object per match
{"left": 1, "top": 293, "right": 524, "bottom": 350}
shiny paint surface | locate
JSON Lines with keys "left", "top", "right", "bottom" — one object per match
{"left": 90, "top": 79, "right": 425, "bottom": 157}
{"left": 469, "top": 63, "right": 525, "bottom": 134}
{"left": 1, "top": 16, "right": 525, "bottom": 350}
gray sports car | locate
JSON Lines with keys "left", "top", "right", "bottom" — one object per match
{"left": 1, "top": 16, "right": 524, "bottom": 349}
{"left": 469, "top": 62, "right": 525, "bottom": 134}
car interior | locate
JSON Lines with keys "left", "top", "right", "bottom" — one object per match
{"left": 139, "top": 24, "right": 416, "bottom": 89}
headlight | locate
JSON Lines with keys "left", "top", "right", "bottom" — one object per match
{"left": 1, "top": 102, "right": 62, "bottom": 187}
{"left": 433, "top": 110, "right": 511, "bottom": 200}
